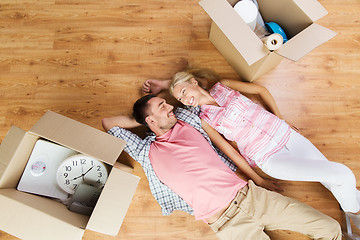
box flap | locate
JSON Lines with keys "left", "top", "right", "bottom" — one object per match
{"left": 275, "top": 23, "right": 336, "bottom": 61}
{"left": 114, "top": 161, "right": 134, "bottom": 174}
{"left": 0, "top": 127, "right": 38, "bottom": 188}
{"left": 293, "top": 0, "right": 328, "bottom": 22}
{"left": 209, "top": 21, "right": 281, "bottom": 82}
{"left": 199, "top": 0, "right": 268, "bottom": 65}
{"left": 0, "top": 188, "right": 87, "bottom": 240}
{"left": 86, "top": 168, "right": 140, "bottom": 235}
{"left": 29, "top": 111, "right": 126, "bottom": 166}
{"left": 258, "top": 0, "right": 313, "bottom": 39}
{"left": 0, "top": 126, "right": 26, "bottom": 184}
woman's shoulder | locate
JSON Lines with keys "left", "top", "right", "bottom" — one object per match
{"left": 211, "top": 80, "right": 234, "bottom": 91}
{"left": 209, "top": 81, "right": 235, "bottom": 102}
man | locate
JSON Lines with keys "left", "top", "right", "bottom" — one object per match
{"left": 102, "top": 95, "right": 341, "bottom": 239}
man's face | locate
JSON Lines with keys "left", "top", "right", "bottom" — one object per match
{"left": 146, "top": 97, "right": 177, "bottom": 132}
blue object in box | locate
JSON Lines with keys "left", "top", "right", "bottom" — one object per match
{"left": 265, "top": 22, "right": 288, "bottom": 43}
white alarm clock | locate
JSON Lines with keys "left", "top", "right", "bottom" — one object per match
{"left": 56, "top": 154, "right": 108, "bottom": 195}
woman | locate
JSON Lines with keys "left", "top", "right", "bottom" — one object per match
{"left": 143, "top": 69, "right": 360, "bottom": 229}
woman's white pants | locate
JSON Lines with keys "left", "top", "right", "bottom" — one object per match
{"left": 259, "top": 129, "right": 360, "bottom": 213}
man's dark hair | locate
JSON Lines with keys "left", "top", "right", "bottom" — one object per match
{"left": 132, "top": 94, "right": 156, "bottom": 127}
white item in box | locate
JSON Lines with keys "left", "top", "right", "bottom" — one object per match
{"left": 17, "top": 139, "right": 77, "bottom": 200}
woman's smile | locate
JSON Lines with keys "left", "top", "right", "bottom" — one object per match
{"left": 189, "top": 96, "right": 194, "bottom": 106}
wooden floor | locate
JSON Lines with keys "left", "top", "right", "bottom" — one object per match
{"left": 0, "top": 0, "right": 359, "bottom": 239}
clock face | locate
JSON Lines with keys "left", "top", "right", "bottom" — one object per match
{"left": 56, "top": 154, "right": 108, "bottom": 194}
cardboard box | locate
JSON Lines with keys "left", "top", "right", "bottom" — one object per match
{"left": 199, "top": 0, "right": 337, "bottom": 82}
{"left": 0, "top": 111, "right": 140, "bottom": 240}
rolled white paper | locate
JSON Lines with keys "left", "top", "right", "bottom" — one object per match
{"left": 234, "top": 0, "right": 258, "bottom": 31}
{"left": 262, "top": 33, "right": 284, "bottom": 51}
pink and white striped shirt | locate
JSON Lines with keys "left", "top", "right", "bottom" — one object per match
{"left": 199, "top": 82, "right": 291, "bottom": 166}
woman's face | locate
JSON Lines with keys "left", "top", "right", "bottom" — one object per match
{"left": 172, "top": 78, "right": 202, "bottom": 107}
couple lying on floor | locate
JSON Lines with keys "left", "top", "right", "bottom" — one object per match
{"left": 102, "top": 68, "right": 360, "bottom": 239}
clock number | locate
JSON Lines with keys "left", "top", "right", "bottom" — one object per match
{"left": 97, "top": 165, "right": 101, "bottom": 171}
{"left": 66, "top": 179, "right": 70, "bottom": 185}
{"left": 91, "top": 160, "right": 94, "bottom": 166}
{"left": 96, "top": 179, "right": 101, "bottom": 183}
{"left": 98, "top": 172, "right": 102, "bottom": 177}
{"left": 64, "top": 173, "right": 68, "bottom": 178}
{"left": 72, "top": 160, "right": 78, "bottom": 166}
{"left": 80, "top": 159, "right": 86, "bottom": 164}
{"left": 73, "top": 184, "right": 78, "bottom": 190}
{"left": 65, "top": 166, "right": 72, "bottom": 171}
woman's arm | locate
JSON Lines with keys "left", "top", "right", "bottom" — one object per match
{"left": 220, "top": 79, "right": 299, "bottom": 131}
{"left": 201, "top": 119, "right": 282, "bottom": 192}
{"left": 220, "top": 79, "right": 282, "bottom": 118}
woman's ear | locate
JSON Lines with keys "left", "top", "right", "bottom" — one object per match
{"left": 190, "top": 78, "right": 198, "bottom": 85}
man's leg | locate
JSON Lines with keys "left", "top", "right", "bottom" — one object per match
{"left": 211, "top": 186, "right": 272, "bottom": 240}
{"left": 245, "top": 181, "right": 342, "bottom": 239}
{"left": 211, "top": 182, "right": 340, "bottom": 240}
{"left": 215, "top": 215, "right": 271, "bottom": 240}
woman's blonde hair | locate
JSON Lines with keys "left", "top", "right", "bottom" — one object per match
{"left": 169, "top": 68, "right": 220, "bottom": 95}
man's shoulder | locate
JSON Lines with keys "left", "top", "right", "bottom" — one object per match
{"left": 175, "top": 106, "right": 201, "bottom": 126}
{"left": 175, "top": 106, "right": 200, "bottom": 118}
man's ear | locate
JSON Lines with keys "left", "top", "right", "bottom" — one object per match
{"left": 145, "top": 115, "right": 155, "bottom": 127}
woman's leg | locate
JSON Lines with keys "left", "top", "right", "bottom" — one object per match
{"left": 259, "top": 130, "right": 360, "bottom": 213}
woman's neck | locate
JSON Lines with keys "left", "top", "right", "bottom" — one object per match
{"left": 198, "top": 88, "right": 219, "bottom": 106}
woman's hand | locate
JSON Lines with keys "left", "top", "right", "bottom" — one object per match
{"left": 255, "top": 178, "right": 283, "bottom": 192}
{"left": 285, "top": 120, "right": 299, "bottom": 132}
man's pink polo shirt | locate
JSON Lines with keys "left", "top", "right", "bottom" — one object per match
{"left": 149, "top": 120, "right": 246, "bottom": 220}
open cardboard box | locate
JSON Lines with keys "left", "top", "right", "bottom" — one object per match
{"left": 199, "top": 0, "right": 337, "bottom": 82}
{"left": 0, "top": 111, "right": 140, "bottom": 240}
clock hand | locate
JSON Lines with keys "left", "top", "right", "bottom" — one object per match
{"left": 71, "top": 165, "right": 94, "bottom": 181}
{"left": 83, "top": 165, "right": 95, "bottom": 177}
{"left": 72, "top": 174, "right": 84, "bottom": 181}
{"left": 81, "top": 162, "right": 85, "bottom": 181}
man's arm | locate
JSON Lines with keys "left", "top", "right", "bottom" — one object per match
{"left": 103, "top": 116, "right": 148, "bottom": 164}
{"left": 102, "top": 115, "right": 141, "bottom": 132}
{"left": 142, "top": 78, "right": 210, "bottom": 95}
